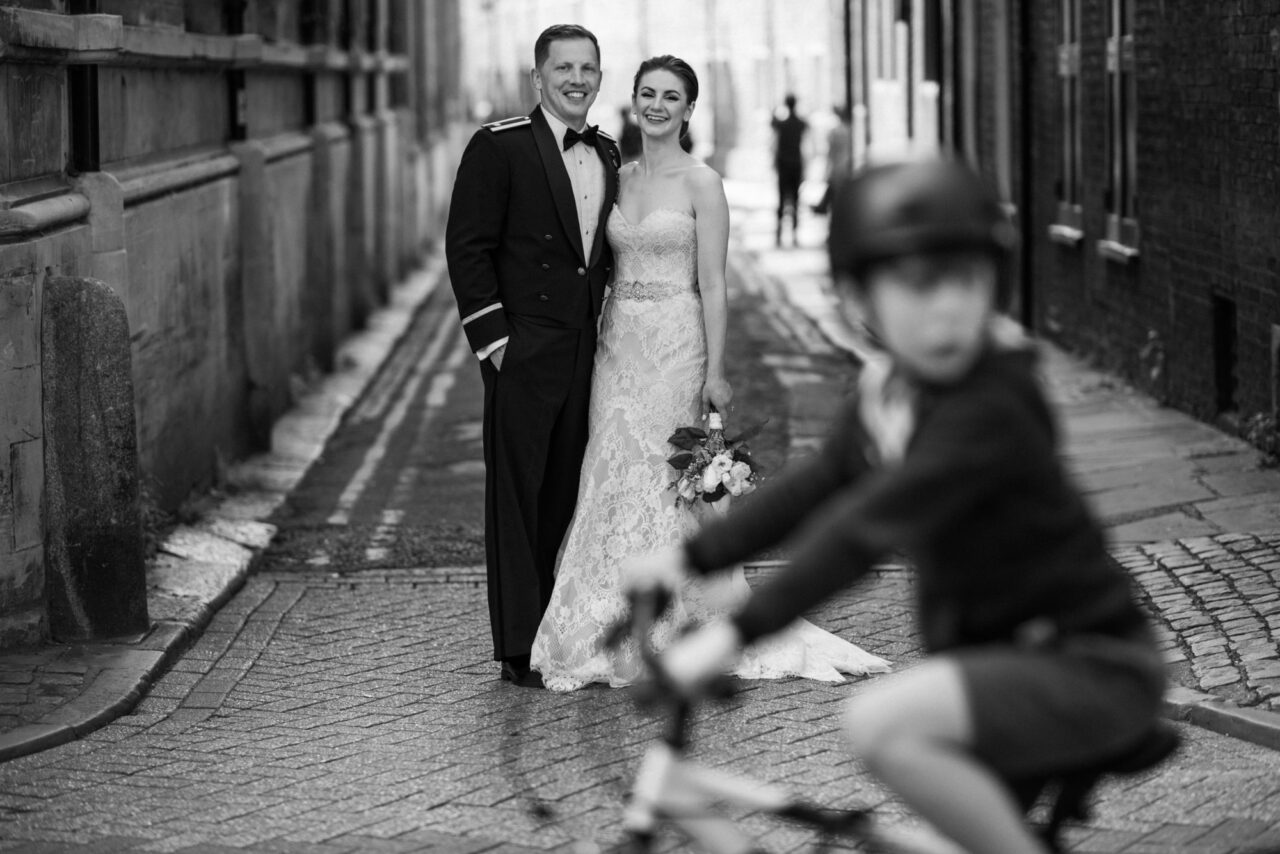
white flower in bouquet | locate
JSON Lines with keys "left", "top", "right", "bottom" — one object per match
{"left": 701, "top": 453, "right": 734, "bottom": 493}
{"left": 724, "top": 460, "right": 755, "bottom": 496}
{"left": 677, "top": 478, "right": 699, "bottom": 503}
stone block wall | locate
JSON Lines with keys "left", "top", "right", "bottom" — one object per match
{"left": 1, "top": 269, "right": 44, "bottom": 646}
{"left": 0, "top": 0, "right": 465, "bottom": 646}
{"left": 1, "top": 238, "right": 92, "bottom": 646}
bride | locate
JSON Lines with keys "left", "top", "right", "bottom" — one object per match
{"left": 530, "top": 55, "right": 890, "bottom": 692}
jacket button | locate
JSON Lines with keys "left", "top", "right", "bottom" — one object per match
{"left": 541, "top": 263, "right": 550, "bottom": 270}
{"left": 577, "top": 267, "right": 586, "bottom": 276}
{"left": 544, "top": 234, "right": 553, "bottom": 240}
{"left": 539, "top": 294, "right": 549, "bottom": 301}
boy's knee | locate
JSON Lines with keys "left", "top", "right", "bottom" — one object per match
{"left": 844, "top": 661, "right": 972, "bottom": 765}
{"left": 843, "top": 694, "right": 897, "bottom": 761}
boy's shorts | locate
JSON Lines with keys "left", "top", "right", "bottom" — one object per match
{"left": 954, "top": 629, "right": 1166, "bottom": 780}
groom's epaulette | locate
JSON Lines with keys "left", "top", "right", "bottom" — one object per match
{"left": 597, "top": 128, "right": 616, "bottom": 142}
{"left": 483, "top": 115, "right": 531, "bottom": 133}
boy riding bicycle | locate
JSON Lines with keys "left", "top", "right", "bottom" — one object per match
{"left": 623, "top": 157, "right": 1167, "bottom": 854}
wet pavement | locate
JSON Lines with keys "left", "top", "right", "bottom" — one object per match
{"left": 1, "top": 180, "right": 1279, "bottom": 852}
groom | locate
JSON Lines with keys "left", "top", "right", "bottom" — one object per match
{"left": 445, "top": 24, "right": 621, "bottom": 688}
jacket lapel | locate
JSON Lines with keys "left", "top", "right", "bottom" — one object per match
{"left": 588, "top": 136, "right": 620, "bottom": 268}
{"left": 531, "top": 106, "right": 585, "bottom": 263}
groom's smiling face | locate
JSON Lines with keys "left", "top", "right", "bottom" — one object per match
{"left": 532, "top": 38, "right": 601, "bottom": 130}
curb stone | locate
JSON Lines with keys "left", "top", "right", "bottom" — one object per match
{"left": 0, "top": 259, "right": 446, "bottom": 765}
{"left": 1163, "top": 686, "right": 1280, "bottom": 753}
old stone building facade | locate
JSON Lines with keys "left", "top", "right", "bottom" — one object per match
{"left": 0, "top": 0, "right": 465, "bottom": 645}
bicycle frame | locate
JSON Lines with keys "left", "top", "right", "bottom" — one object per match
{"left": 603, "top": 588, "right": 1179, "bottom": 854}
{"left": 605, "top": 590, "right": 954, "bottom": 854}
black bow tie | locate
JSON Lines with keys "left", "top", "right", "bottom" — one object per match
{"left": 563, "top": 125, "right": 599, "bottom": 150}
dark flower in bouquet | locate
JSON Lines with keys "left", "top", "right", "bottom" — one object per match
{"left": 666, "top": 410, "right": 765, "bottom": 507}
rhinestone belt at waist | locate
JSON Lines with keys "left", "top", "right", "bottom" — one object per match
{"left": 609, "top": 278, "right": 699, "bottom": 301}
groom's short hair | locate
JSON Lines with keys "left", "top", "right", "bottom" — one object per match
{"left": 534, "top": 24, "right": 601, "bottom": 68}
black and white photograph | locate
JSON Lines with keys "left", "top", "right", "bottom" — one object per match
{"left": 1, "top": 1, "right": 1279, "bottom": 852}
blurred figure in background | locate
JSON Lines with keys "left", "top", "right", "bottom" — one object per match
{"left": 771, "top": 93, "right": 808, "bottom": 247}
{"left": 624, "top": 158, "right": 1167, "bottom": 853}
{"left": 618, "top": 105, "right": 643, "bottom": 163}
{"left": 812, "top": 104, "right": 853, "bottom": 215}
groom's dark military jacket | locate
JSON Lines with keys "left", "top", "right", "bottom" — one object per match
{"left": 446, "top": 106, "right": 622, "bottom": 355}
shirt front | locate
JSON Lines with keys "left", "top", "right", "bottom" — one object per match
{"left": 542, "top": 109, "right": 606, "bottom": 262}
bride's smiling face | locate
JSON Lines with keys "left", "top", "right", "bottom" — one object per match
{"left": 632, "top": 69, "right": 693, "bottom": 140}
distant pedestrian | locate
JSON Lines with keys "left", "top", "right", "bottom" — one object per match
{"left": 771, "top": 93, "right": 808, "bottom": 247}
{"left": 445, "top": 24, "right": 621, "bottom": 689}
{"left": 618, "top": 105, "right": 643, "bottom": 162}
{"left": 812, "top": 104, "right": 852, "bottom": 215}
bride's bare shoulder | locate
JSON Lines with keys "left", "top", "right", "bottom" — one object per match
{"left": 683, "top": 162, "right": 726, "bottom": 203}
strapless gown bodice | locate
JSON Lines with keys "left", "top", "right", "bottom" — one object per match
{"left": 605, "top": 206, "right": 698, "bottom": 301}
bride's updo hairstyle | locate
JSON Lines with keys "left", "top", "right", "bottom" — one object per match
{"left": 632, "top": 55, "right": 699, "bottom": 144}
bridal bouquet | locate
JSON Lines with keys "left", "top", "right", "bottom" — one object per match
{"left": 666, "top": 410, "right": 764, "bottom": 507}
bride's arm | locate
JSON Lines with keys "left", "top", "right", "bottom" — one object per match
{"left": 690, "top": 166, "right": 733, "bottom": 412}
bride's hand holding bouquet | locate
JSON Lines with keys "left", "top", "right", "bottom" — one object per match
{"left": 701, "top": 373, "right": 733, "bottom": 414}
{"left": 666, "top": 406, "right": 764, "bottom": 509}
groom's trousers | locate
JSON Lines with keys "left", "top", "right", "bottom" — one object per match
{"left": 480, "top": 314, "right": 596, "bottom": 661}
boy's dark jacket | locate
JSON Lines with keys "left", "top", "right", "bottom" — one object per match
{"left": 686, "top": 345, "right": 1148, "bottom": 652}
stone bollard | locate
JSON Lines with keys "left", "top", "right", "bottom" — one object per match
{"left": 42, "top": 276, "right": 149, "bottom": 641}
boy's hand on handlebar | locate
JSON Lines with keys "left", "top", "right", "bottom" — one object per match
{"left": 662, "top": 619, "right": 743, "bottom": 695}
{"left": 622, "top": 546, "right": 686, "bottom": 596}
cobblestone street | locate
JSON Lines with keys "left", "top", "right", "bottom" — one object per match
{"left": 4, "top": 564, "right": 1280, "bottom": 853}
{"left": 2, "top": 187, "right": 1280, "bottom": 853}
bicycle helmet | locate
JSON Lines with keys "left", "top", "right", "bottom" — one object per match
{"left": 828, "top": 157, "right": 1017, "bottom": 282}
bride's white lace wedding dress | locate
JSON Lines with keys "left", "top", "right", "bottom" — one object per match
{"left": 530, "top": 203, "right": 890, "bottom": 692}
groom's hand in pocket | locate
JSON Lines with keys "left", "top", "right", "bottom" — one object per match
{"left": 489, "top": 343, "right": 507, "bottom": 371}
{"left": 622, "top": 546, "right": 685, "bottom": 596}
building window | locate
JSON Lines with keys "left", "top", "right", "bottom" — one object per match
{"left": 1100, "top": 0, "right": 1139, "bottom": 261}
{"left": 1050, "top": 0, "right": 1083, "bottom": 245}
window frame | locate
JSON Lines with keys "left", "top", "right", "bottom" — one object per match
{"left": 1100, "top": 0, "right": 1139, "bottom": 262}
{"left": 1050, "top": 0, "right": 1084, "bottom": 246}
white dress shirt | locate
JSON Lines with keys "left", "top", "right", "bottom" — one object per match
{"left": 542, "top": 109, "right": 607, "bottom": 265}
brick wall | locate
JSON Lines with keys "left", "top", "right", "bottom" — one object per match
{"left": 1025, "top": 3, "right": 1280, "bottom": 429}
